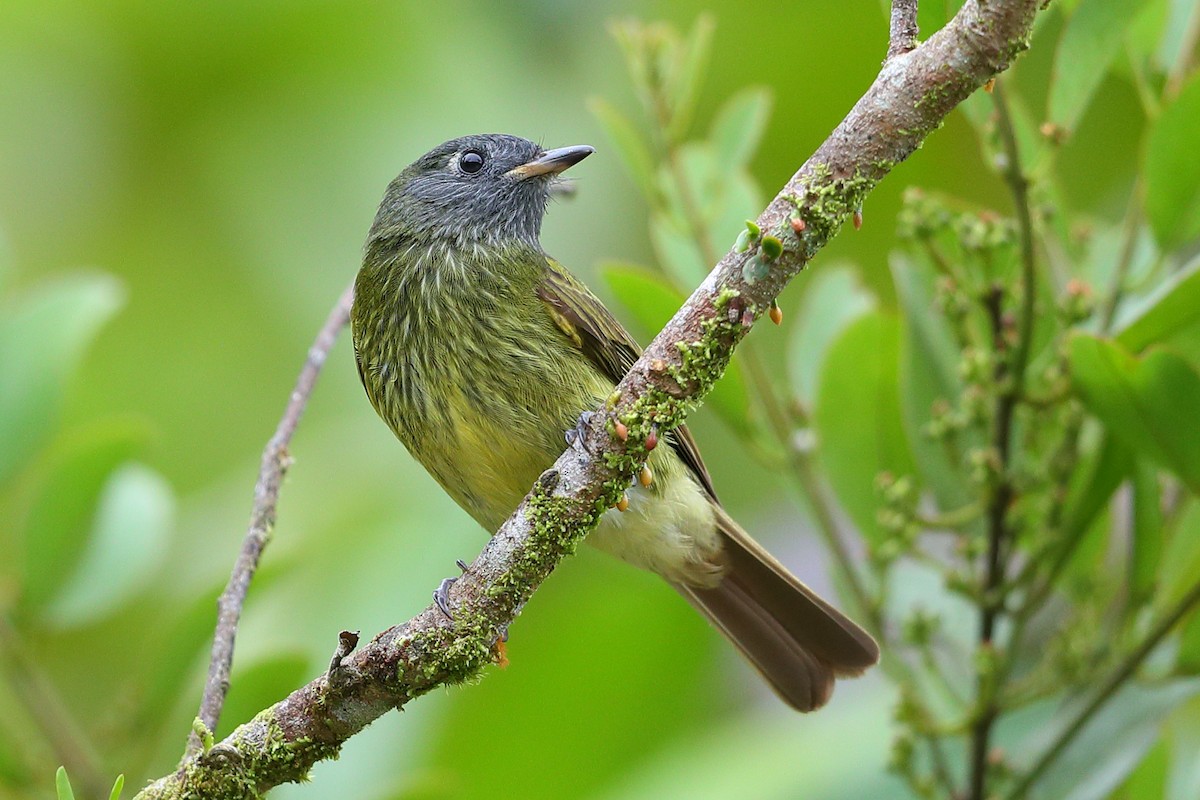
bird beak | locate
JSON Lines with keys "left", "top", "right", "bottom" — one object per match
{"left": 507, "top": 145, "right": 595, "bottom": 179}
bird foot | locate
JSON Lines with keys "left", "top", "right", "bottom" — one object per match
{"left": 433, "top": 560, "right": 472, "bottom": 619}
{"left": 564, "top": 410, "right": 595, "bottom": 453}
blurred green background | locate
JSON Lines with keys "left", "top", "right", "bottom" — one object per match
{"left": 0, "top": 0, "right": 1161, "bottom": 797}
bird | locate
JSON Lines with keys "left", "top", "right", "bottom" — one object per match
{"left": 350, "top": 133, "right": 879, "bottom": 711}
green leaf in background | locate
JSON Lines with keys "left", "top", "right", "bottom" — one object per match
{"left": 814, "top": 312, "right": 916, "bottom": 546}
{"left": 600, "top": 262, "right": 751, "bottom": 434}
{"left": 1146, "top": 76, "right": 1200, "bottom": 249}
{"left": 1049, "top": 0, "right": 1152, "bottom": 133}
{"left": 1130, "top": 459, "right": 1163, "bottom": 604}
{"left": 217, "top": 654, "right": 310, "bottom": 737}
{"left": 45, "top": 463, "right": 173, "bottom": 628}
{"left": 0, "top": 273, "right": 124, "bottom": 485}
{"left": 1014, "top": 680, "right": 1200, "bottom": 800}
{"left": 650, "top": 213, "right": 709, "bottom": 286}
{"left": 708, "top": 87, "right": 772, "bottom": 169}
{"left": 891, "top": 253, "right": 973, "bottom": 509}
{"left": 1179, "top": 607, "right": 1200, "bottom": 675}
{"left": 1059, "top": 432, "right": 1133, "bottom": 549}
{"left": 588, "top": 97, "right": 657, "bottom": 201}
{"left": 709, "top": 171, "right": 764, "bottom": 261}
{"left": 108, "top": 775, "right": 124, "bottom": 800}
{"left": 786, "top": 263, "right": 875, "bottom": 406}
{"left": 664, "top": 14, "right": 714, "bottom": 142}
{"left": 1113, "top": 737, "right": 1168, "bottom": 799}
{"left": 1116, "top": 255, "right": 1200, "bottom": 356}
{"left": 1069, "top": 335, "right": 1200, "bottom": 492}
{"left": 54, "top": 768, "right": 73, "bottom": 800}
{"left": 590, "top": 677, "right": 904, "bottom": 800}
{"left": 17, "top": 423, "right": 146, "bottom": 616}
{"left": 1159, "top": 500, "right": 1200, "bottom": 610}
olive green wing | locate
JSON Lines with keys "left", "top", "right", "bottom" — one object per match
{"left": 537, "top": 257, "right": 718, "bottom": 501}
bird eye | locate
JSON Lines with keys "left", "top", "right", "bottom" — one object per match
{"left": 459, "top": 150, "right": 485, "bottom": 174}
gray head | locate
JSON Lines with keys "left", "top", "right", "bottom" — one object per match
{"left": 368, "top": 134, "right": 593, "bottom": 249}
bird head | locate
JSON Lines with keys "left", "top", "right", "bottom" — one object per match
{"left": 368, "top": 134, "right": 593, "bottom": 248}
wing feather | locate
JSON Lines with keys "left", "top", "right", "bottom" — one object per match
{"left": 536, "top": 258, "right": 718, "bottom": 501}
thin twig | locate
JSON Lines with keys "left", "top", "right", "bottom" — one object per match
{"left": 184, "top": 282, "right": 354, "bottom": 758}
{"left": 1004, "top": 578, "right": 1200, "bottom": 800}
{"left": 968, "top": 78, "right": 1039, "bottom": 800}
{"left": 136, "top": 2, "right": 1044, "bottom": 794}
{"left": 888, "top": 0, "right": 920, "bottom": 59}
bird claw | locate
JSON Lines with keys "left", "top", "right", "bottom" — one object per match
{"left": 434, "top": 577, "right": 456, "bottom": 619}
{"left": 564, "top": 410, "right": 595, "bottom": 452}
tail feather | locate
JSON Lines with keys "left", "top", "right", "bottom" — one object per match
{"left": 678, "top": 507, "right": 879, "bottom": 712}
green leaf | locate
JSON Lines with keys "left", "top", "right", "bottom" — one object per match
{"left": 587, "top": 97, "right": 657, "bottom": 201}
{"left": 55, "top": 767, "right": 75, "bottom": 800}
{"left": 1060, "top": 431, "right": 1132, "bottom": 563}
{"left": 1179, "top": 606, "right": 1200, "bottom": 675}
{"left": 1146, "top": 76, "right": 1200, "bottom": 249}
{"left": 1069, "top": 335, "right": 1200, "bottom": 492}
{"left": 1114, "top": 738, "right": 1168, "bottom": 799}
{"left": 0, "top": 273, "right": 124, "bottom": 484}
{"left": 1049, "top": 0, "right": 1152, "bottom": 132}
{"left": 891, "top": 253, "right": 973, "bottom": 509}
{"left": 664, "top": 14, "right": 714, "bottom": 142}
{"left": 217, "top": 654, "right": 310, "bottom": 737}
{"left": 600, "top": 262, "right": 752, "bottom": 434}
{"left": 1159, "top": 500, "right": 1200, "bottom": 609}
{"left": 45, "top": 463, "right": 173, "bottom": 628}
{"left": 814, "top": 312, "right": 916, "bottom": 545}
{"left": 18, "top": 423, "right": 146, "bottom": 615}
{"left": 708, "top": 87, "right": 772, "bottom": 169}
{"left": 787, "top": 263, "right": 876, "bottom": 406}
{"left": 1013, "top": 680, "right": 1200, "bottom": 800}
{"left": 1130, "top": 459, "right": 1164, "bottom": 604}
{"left": 108, "top": 775, "right": 125, "bottom": 800}
{"left": 1116, "top": 255, "right": 1200, "bottom": 353}
{"left": 649, "top": 212, "right": 708, "bottom": 286}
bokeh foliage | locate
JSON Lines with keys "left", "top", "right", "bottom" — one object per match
{"left": 2, "top": 0, "right": 1199, "bottom": 798}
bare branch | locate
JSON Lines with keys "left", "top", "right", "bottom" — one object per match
{"left": 138, "top": 1, "right": 1042, "bottom": 796}
{"left": 184, "top": 282, "right": 355, "bottom": 759}
{"left": 888, "top": 0, "right": 920, "bottom": 59}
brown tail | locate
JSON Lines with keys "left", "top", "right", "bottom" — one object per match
{"left": 675, "top": 507, "right": 879, "bottom": 712}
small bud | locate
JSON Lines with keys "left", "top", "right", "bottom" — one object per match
{"left": 742, "top": 254, "right": 770, "bottom": 284}
{"left": 615, "top": 493, "right": 630, "bottom": 512}
{"left": 645, "top": 427, "right": 658, "bottom": 451}
{"left": 639, "top": 465, "right": 653, "bottom": 487}
{"left": 613, "top": 420, "right": 628, "bottom": 441}
{"left": 984, "top": 77, "right": 996, "bottom": 93}
{"left": 769, "top": 301, "right": 783, "bottom": 325}
{"left": 760, "top": 234, "right": 783, "bottom": 260}
{"left": 744, "top": 219, "right": 761, "bottom": 238}
{"left": 734, "top": 228, "right": 752, "bottom": 253}
{"left": 492, "top": 638, "right": 510, "bottom": 669}
{"left": 1039, "top": 121, "right": 1066, "bottom": 144}
{"left": 790, "top": 216, "right": 806, "bottom": 233}
{"left": 741, "top": 308, "right": 755, "bottom": 327}
{"left": 852, "top": 208, "right": 863, "bottom": 230}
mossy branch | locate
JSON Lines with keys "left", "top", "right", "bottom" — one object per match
{"left": 134, "top": 1, "right": 1043, "bottom": 796}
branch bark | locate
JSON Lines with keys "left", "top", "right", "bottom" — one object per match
{"left": 136, "top": 2, "right": 1043, "bottom": 796}
{"left": 888, "top": 0, "right": 920, "bottom": 59}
